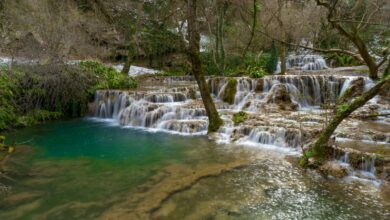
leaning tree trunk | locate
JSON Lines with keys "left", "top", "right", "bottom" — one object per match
{"left": 188, "top": 0, "right": 223, "bottom": 133}
{"left": 314, "top": 0, "right": 380, "bottom": 80}
{"left": 306, "top": 76, "right": 390, "bottom": 162}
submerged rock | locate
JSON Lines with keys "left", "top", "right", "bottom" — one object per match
{"left": 319, "top": 161, "right": 349, "bottom": 178}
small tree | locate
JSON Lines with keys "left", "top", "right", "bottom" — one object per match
{"left": 266, "top": 41, "right": 279, "bottom": 73}
{"left": 314, "top": 0, "right": 389, "bottom": 80}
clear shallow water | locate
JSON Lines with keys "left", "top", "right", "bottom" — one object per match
{"left": 1, "top": 119, "right": 390, "bottom": 220}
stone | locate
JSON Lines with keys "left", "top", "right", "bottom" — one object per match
{"left": 266, "top": 84, "right": 299, "bottom": 111}
{"left": 319, "top": 161, "right": 349, "bottom": 178}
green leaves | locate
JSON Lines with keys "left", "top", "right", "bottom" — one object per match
{"left": 79, "top": 60, "right": 137, "bottom": 90}
{"left": 247, "top": 66, "right": 266, "bottom": 78}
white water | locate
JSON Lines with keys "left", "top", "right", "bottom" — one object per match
{"left": 93, "top": 75, "right": 375, "bottom": 150}
{"left": 276, "top": 54, "right": 328, "bottom": 73}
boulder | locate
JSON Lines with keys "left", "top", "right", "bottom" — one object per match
{"left": 319, "top": 161, "right": 349, "bottom": 178}
{"left": 338, "top": 77, "right": 365, "bottom": 104}
{"left": 266, "top": 84, "right": 299, "bottom": 111}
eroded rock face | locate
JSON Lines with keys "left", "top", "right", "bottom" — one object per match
{"left": 319, "top": 161, "right": 349, "bottom": 178}
{"left": 266, "top": 84, "right": 299, "bottom": 111}
{"left": 338, "top": 77, "right": 365, "bottom": 104}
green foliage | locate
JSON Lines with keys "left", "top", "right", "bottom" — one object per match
{"left": 384, "top": 61, "right": 390, "bottom": 78}
{"left": 243, "top": 53, "right": 270, "bottom": 69}
{"left": 337, "top": 103, "right": 350, "bottom": 114}
{"left": 200, "top": 51, "right": 275, "bottom": 76}
{"left": 79, "top": 60, "right": 137, "bottom": 90}
{"left": 265, "top": 41, "right": 279, "bottom": 73}
{"left": 0, "top": 61, "right": 138, "bottom": 131}
{"left": 140, "top": 21, "right": 182, "bottom": 63}
{"left": 0, "top": 69, "right": 17, "bottom": 130}
{"left": 232, "top": 111, "right": 248, "bottom": 125}
{"left": 326, "top": 53, "right": 359, "bottom": 67}
{"left": 222, "top": 78, "right": 237, "bottom": 104}
{"left": 299, "top": 156, "right": 309, "bottom": 168}
{"left": 0, "top": 136, "right": 5, "bottom": 149}
{"left": 15, "top": 110, "right": 62, "bottom": 127}
{"left": 247, "top": 66, "right": 266, "bottom": 78}
{"left": 200, "top": 52, "right": 219, "bottom": 75}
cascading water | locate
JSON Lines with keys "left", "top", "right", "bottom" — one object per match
{"left": 92, "top": 75, "right": 375, "bottom": 151}
{"left": 94, "top": 89, "right": 208, "bottom": 134}
{"left": 276, "top": 54, "right": 328, "bottom": 73}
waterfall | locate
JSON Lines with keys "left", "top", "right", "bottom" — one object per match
{"left": 234, "top": 78, "right": 254, "bottom": 110}
{"left": 92, "top": 75, "right": 372, "bottom": 150}
{"left": 361, "top": 156, "right": 376, "bottom": 174}
{"left": 340, "top": 152, "right": 349, "bottom": 164}
{"left": 93, "top": 89, "right": 209, "bottom": 135}
{"left": 237, "top": 127, "right": 302, "bottom": 149}
{"left": 276, "top": 54, "right": 328, "bottom": 73}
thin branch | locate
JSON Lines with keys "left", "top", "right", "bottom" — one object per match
{"left": 254, "top": 29, "right": 365, "bottom": 63}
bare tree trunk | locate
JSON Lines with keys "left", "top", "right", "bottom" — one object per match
{"left": 214, "top": 0, "right": 227, "bottom": 75}
{"left": 304, "top": 77, "right": 390, "bottom": 163}
{"left": 121, "top": 2, "right": 143, "bottom": 75}
{"left": 277, "top": 0, "right": 287, "bottom": 75}
{"left": 242, "top": 0, "right": 258, "bottom": 59}
{"left": 280, "top": 40, "right": 287, "bottom": 75}
{"left": 188, "top": 0, "right": 223, "bottom": 133}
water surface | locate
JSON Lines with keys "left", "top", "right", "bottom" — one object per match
{"left": 1, "top": 119, "right": 389, "bottom": 219}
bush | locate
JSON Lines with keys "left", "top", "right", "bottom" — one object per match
{"left": 16, "top": 110, "right": 63, "bottom": 127}
{"left": 0, "top": 61, "right": 138, "bottom": 131}
{"left": 232, "top": 111, "right": 248, "bottom": 125}
{"left": 0, "top": 69, "right": 17, "bottom": 130}
{"left": 200, "top": 52, "right": 219, "bottom": 75}
{"left": 247, "top": 66, "right": 267, "bottom": 78}
{"left": 14, "top": 64, "right": 96, "bottom": 118}
{"left": 79, "top": 60, "right": 137, "bottom": 90}
{"left": 326, "top": 53, "right": 359, "bottom": 67}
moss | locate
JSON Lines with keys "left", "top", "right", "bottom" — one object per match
{"left": 336, "top": 103, "right": 350, "bottom": 114}
{"left": 222, "top": 78, "right": 237, "bottom": 104}
{"left": 208, "top": 114, "right": 223, "bottom": 133}
{"left": 0, "top": 136, "right": 5, "bottom": 150}
{"left": 232, "top": 111, "right": 248, "bottom": 125}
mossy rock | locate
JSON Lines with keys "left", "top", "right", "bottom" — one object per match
{"left": 232, "top": 111, "right": 248, "bottom": 125}
{"left": 222, "top": 78, "right": 237, "bottom": 105}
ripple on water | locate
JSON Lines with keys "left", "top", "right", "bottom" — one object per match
{"left": 1, "top": 119, "right": 390, "bottom": 220}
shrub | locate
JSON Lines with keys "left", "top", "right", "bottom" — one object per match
{"left": 326, "top": 53, "right": 359, "bottom": 67}
{"left": 79, "top": 60, "right": 137, "bottom": 90}
{"left": 16, "top": 110, "right": 63, "bottom": 127}
{"left": 14, "top": 64, "right": 96, "bottom": 118}
{"left": 200, "top": 52, "right": 219, "bottom": 75}
{"left": 0, "top": 69, "right": 17, "bottom": 130}
{"left": 247, "top": 66, "right": 266, "bottom": 78}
